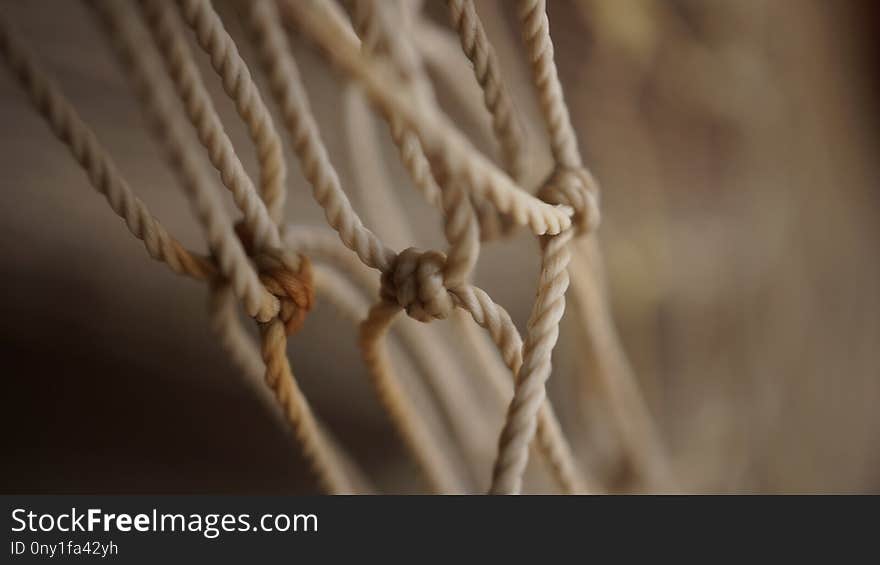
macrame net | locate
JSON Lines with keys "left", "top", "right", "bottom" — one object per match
{"left": 0, "top": 0, "right": 671, "bottom": 493}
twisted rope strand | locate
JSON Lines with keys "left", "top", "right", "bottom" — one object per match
{"left": 278, "top": 0, "right": 572, "bottom": 237}
{"left": 140, "top": 0, "right": 279, "bottom": 251}
{"left": 346, "top": 0, "right": 588, "bottom": 492}
{"left": 353, "top": 0, "right": 480, "bottom": 286}
{"left": 90, "top": 0, "right": 353, "bottom": 494}
{"left": 486, "top": 0, "right": 613, "bottom": 494}
{"left": 447, "top": 0, "right": 525, "bottom": 182}
{"left": 491, "top": 229, "right": 574, "bottom": 494}
{"left": 87, "top": 0, "right": 277, "bottom": 323}
{"left": 6, "top": 0, "right": 634, "bottom": 496}
{"left": 210, "top": 272, "right": 376, "bottom": 496}
{"left": 350, "top": 5, "right": 512, "bottom": 242}
{"left": 175, "top": 0, "right": 287, "bottom": 224}
{"left": 261, "top": 318, "right": 356, "bottom": 494}
{"left": 517, "top": 0, "right": 581, "bottom": 170}
{"left": 244, "top": 0, "right": 396, "bottom": 272}
{"left": 0, "top": 15, "right": 213, "bottom": 282}
{"left": 451, "top": 284, "right": 591, "bottom": 493}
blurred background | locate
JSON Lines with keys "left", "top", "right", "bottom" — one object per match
{"left": 1, "top": 0, "right": 878, "bottom": 493}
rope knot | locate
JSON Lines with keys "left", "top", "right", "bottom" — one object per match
{"left": 381, "top": 247, "right": 454, "bottom": 322}
{"left": 235, "top": 221, "right": 315, "bottom": 335}
{"left": 537, "top": 166, "right": 601, "bottom": 235}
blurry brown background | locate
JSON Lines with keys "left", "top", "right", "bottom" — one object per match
{"left": 1, "top": 0, "right": 878, "bottom": 493}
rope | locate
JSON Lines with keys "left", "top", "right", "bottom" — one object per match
{"left": 84, "top": 0, "right": 355, "bottom": 494}
{"left": 176, "top": 0, "right": 287, "bottom": 225}
{"left": 490, "top": 0, "right": 602, "bottom": 494}
{"left": 491, "top": 229, "right": 574, "bottom": 493}
{"left": 2, "top": 0, "right": 645, "bottom": 495}
{"left": 278, "top": 0, "right": 572, "bottom": 238}
{"left": 244, "top": 0, "right": 396, "bottom": 272}
{"left": 446, "top": 0, "right": 525, "bottom": 183}
{"left": 140, "top": 0, "right": 279, "bottom": 252}
{"left": 0, "top": 15, "right": 213, "bottom": 282}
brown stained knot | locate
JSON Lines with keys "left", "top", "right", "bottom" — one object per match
{"left": 381, "top": 247, "right": 454, "bottom": 323}
{"left": 235, "top": 221, "right": 315, "bottom": 335}
{"left": 537, "top": 166, "right": 601, "bottom": 236}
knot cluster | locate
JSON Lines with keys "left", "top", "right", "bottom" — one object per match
{"left": 235, "top": 221, "right": 315, "bottom": 335}
{"left": 381, "top": 247, "right": 454, "bottom": 322}
{"left": 538, "top": 166, "right": 601, "bottom": 235}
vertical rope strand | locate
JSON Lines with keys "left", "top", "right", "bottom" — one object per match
{"left": 517, "top": 0, "right": 582, "bottom": 170}
{"left": 447, "top": 0, "right": 525, "bottom": 181}
{"left": 491, "top": 229, "right": 574, "bottom": 493}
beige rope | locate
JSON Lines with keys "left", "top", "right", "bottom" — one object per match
{"left": 175, "top": 0, "right": 287, "bottom": 225}
{"left": 348, "top": 1, "right": 588, "bottom": 492}
{"left": 278, "top": 0, "right": 572, "bottom": 238}
{"left": 491, "top": 229, "right": 575, "bottom": 493}
{"left": 366, "top": 1, "right": 590, "bottom": 492}
{"left": 446, "top": 0, "right": 525, "bottom": 183}
{"left": 0, "top": 16, "right": 213, "bottom": 283}
{"left": 139, "top": 0, "right": 279, "bottom": 252}
{"left": 490, "top": 0, "right": 603, "bottom": 494}
{"left": 283, "top": 226, "right": 488, "bottom": 489}
{"left": 244, "top": 0, "right": 396, "bottom": 272}
{"left": 452, "top": 283, "right": 593, "bottom": 493}
{"left": 341, "top": 13, "right": 585, "bottom": 490}
{"left": 260, "top": 316, "right": 355, "bottom": 493}
{"left": 360, "top": 300, "right": 469, "bottom": 493}
{"left": 3, "top": 0, "right": 642, "bottom": 495}
{"left": 343, "top": 84, "right": 492, "bottom": 486}
{"left": 86, "top": 0, "right": 354, "bottom": 494}
{"left": 517, "top": 0, "right": 582, "bottom": 171}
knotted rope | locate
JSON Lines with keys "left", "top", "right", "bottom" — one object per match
{"left": 235, "top": 222, "right": 314, "bottom": 336}
{"left": 1, "top": 0, "right": 662, "bottom": 495}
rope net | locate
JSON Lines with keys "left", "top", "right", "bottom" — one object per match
{"left": 0, "top": 0, "right": 669, "bottom": 494}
